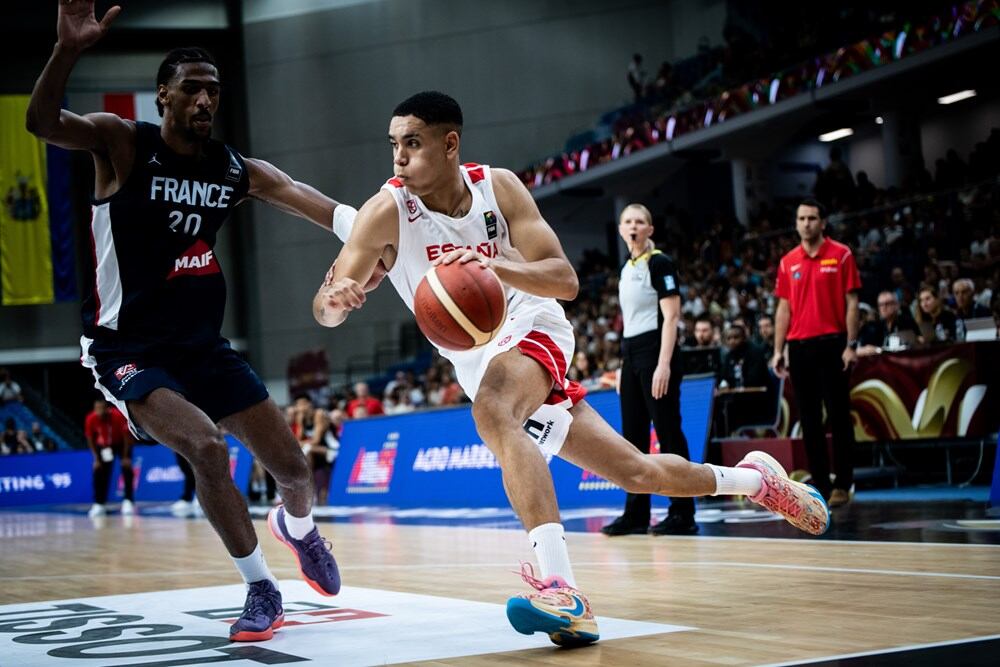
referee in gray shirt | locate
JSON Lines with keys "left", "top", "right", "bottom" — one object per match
{"left": 601, "top": 204, "right": 696, "bottom": 536}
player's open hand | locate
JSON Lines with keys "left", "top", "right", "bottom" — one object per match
{"left": 58, "top": 0, "right": 121, "bottom": 54}
{"left": 433, "top": 248, "right": 490, "bottom": 269}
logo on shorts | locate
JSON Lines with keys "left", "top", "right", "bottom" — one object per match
{"left": 523, "top": 418, "right": 555, "bottom": 446}
{"left": 114, "top": 363, "right": 142, "bottom": 386}
{"left": 497, "top": 334, "right": 512, "bottom": 347}
{"left": 484, "top": 211, "right": 498, "bottom": 239}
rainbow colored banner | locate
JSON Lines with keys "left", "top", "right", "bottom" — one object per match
{"left": 0, "top": 95, "right": 75, "bottom": 305}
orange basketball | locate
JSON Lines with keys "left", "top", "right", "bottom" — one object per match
{"left": 413, "top": 261, "right": 507, "bottom": 351}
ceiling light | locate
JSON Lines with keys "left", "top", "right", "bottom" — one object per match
{"left": 819, "top": 128, "right": 854, "bottom": 142}
{"left": 875, "top": 116, "right": 884, "bottom": 125}
{"left": 937, "top": 90, "right": 976, "bottom": 105}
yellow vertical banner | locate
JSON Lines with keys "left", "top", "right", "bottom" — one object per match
{"left": 0, "top": 95, "right": 54, "bottom": 305}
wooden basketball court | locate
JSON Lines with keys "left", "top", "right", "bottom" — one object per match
{"left": 2, "top": 507, "right": 998, "bottom": 666}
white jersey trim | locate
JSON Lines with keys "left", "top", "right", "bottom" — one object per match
{"left": 91, "top": 204, "right": 123, "bottom": 330}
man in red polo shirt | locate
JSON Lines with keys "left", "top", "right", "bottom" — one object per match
{"left": 84, "top": 398, "right": 135, "bottom": 518}
{"left": 771, "top": 199, "right": 861, "bottom": 508}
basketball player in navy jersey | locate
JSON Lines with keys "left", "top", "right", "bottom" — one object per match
{"left": 27, "top": 1, "right": 340, "bottom": 642}
{"left": 315, "top": 91, "right": 830, "bottom": 647}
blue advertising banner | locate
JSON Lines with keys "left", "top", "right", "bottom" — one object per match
{"left": 0, "top": 451, "right": 92, "bottom": 506}
{"left": 329, "top": 379, "right": 715, "bottom": 509}
{"left": 0, "top": 436, "right": 253, "bottom": 507}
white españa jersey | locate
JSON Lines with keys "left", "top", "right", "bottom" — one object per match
{"left": 380, "top": 164, "right": 582, "bottom": 428}
{"left": 382, "top": 164, "right": 546, "bottom": 317}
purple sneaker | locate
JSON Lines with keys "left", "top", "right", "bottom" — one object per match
{"left": 229, "top": 579, "right": 284, "bottom": 642}
{"left": 268, "top": 505, "right": 341, "bottom": 596}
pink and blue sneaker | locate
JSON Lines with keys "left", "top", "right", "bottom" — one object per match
{"left": 267, "top": 505, "right": 341, "bottom": 596}
{"left": 229, "top": 579, "right": 284, "bottom": 642}
{"left": 506, "top": 562, "right": 599, "bottom": 647}
{"left": 738, "top": 450, "right": 830, "bottom": 535}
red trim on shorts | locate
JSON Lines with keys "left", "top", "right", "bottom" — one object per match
{"left": 516, "top": 330, "right": 586, "bottom": 406}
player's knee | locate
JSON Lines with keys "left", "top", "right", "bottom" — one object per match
{"left": 270, "top": 449, "right": 311, "bottom": 488}
{"left": 178, "top": 430, "right": 228, "bottom": 473}
{"left": 471, "top": 393, "right": 511, "bottom": 438}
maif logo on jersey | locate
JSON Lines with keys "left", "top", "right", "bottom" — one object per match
{"left": 168, "top": 239, "right": 220, "bottom": 280}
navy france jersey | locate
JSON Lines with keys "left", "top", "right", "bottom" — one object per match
{"left": 83, "top": 121, "right": 249, "bottom": 350}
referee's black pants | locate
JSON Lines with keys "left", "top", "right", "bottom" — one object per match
{"left": 618, "top": 330, "right": 694, "bottom": 524}
{"left": 787, "top": 333, "right": 856, "bottom": 499}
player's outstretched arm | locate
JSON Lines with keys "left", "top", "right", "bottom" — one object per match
{"left": 483, "top": 168, "right": 579, "bottom": 300}
{"left": 313, "top": 191, "right": 397, "bottom": 328}
{"left": 244, "top": 158, "right": 345, "bottom": 232}
{"left": 26, "top": 1, "right": 128, "bottom": 152}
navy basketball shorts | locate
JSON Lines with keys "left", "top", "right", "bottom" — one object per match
{"left": 81, "top": 336, "right": 269, "bottom": 440}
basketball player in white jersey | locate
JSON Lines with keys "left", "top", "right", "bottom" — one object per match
{"left": 315, "top": 92, "right": 829, "bottom": 647}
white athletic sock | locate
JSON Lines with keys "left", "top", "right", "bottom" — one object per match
{"left": 528, "top": 523, "right": 577, "bottom": 588}
{"left": 232, "top": 544, "right": 279, "bottom": 588}
{"left": 283, "top": 508, "right": 315, "bottom": 540}
{"left": 707, "top": 464, "right": 763, "bottom": 497}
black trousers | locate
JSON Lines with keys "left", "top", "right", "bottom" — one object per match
{"left": 618, "top": 330, "right": 693, "bottom": 523}
{"left": 787, "top": 333, "right": 856, "bottom": 498}
{"left": 93, "top": 444, "right": 133, "bottom": 504}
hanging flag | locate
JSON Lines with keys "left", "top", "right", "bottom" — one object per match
{"left": 103, "top": 91, "right": 159, "bottom": 122}
{"left": 0, "top": 95, "right": 76, "bottom": 305}
{"left": 1, "top": 95, "right": 53, "bottom": 305}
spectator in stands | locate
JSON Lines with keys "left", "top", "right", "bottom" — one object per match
{"left": 720, "top": 323, "right": 770, "bottom": 390}
{"left": 84, "top": 399, "right": 135, "bottom": 518}
{"left": 814, "top": 147, "right": 855, "bottom": 208}
{"left": 855, "top": 171, "right": 877, "bottom": 209}
{"left": 0, "top": 369, "right": 23, "bottom": 403}
{"left": 772, "top": 199, "right": 861, "bottom": 508}
{"left": 692, "top": 313, "right": 715, "bottom": 347}
{"left": 289, "top": 395, "right": 336, "bottom": 505}
{"left": 1, "top": 417, "right": 17, "bottom": 455}
{"left": 568, "top": 351, "right": 602, "bottom": 390}
{"left": 916, "top": 285, "right": 958, "bottom": 343}
{"left": 627, "top": 53, "right": 646, "bottom": 102}
{"left": 438, "top": 371, "right": 465, "bottom": 406}
{"left": 717, "top": 321, "right": 775, "bottom": 437}
{"left": 346, "top": 382, "right": 384, "bottom": 418}
{"left": 755, "top": 314, "right": 775, "bottom": 358}
{"left": 384, "top": 386, "right": 415, "bottom": 415}
{"left": 681, "top": 287, "right": 706, "bottom": 317}
{"left": 858, "top": 291, "right": 923, "bottom": 355}
{"left": 856, "top": 217, "right": 882, "bottom": 256}
{"left": 28, "top": 422, "right": 56, "bottom": 452}
{"left": 952, "top": 278, "right": 990, "bottom": 331}
{"left": 14, "top": 429, "right": 34, "bottom": 454}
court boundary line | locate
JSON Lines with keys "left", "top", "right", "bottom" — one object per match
{"left": 759, "top": 632, "right": 1000, "bottom": 666}
{"left": 4, "top": 559, "right": 999, "bottom": 583}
